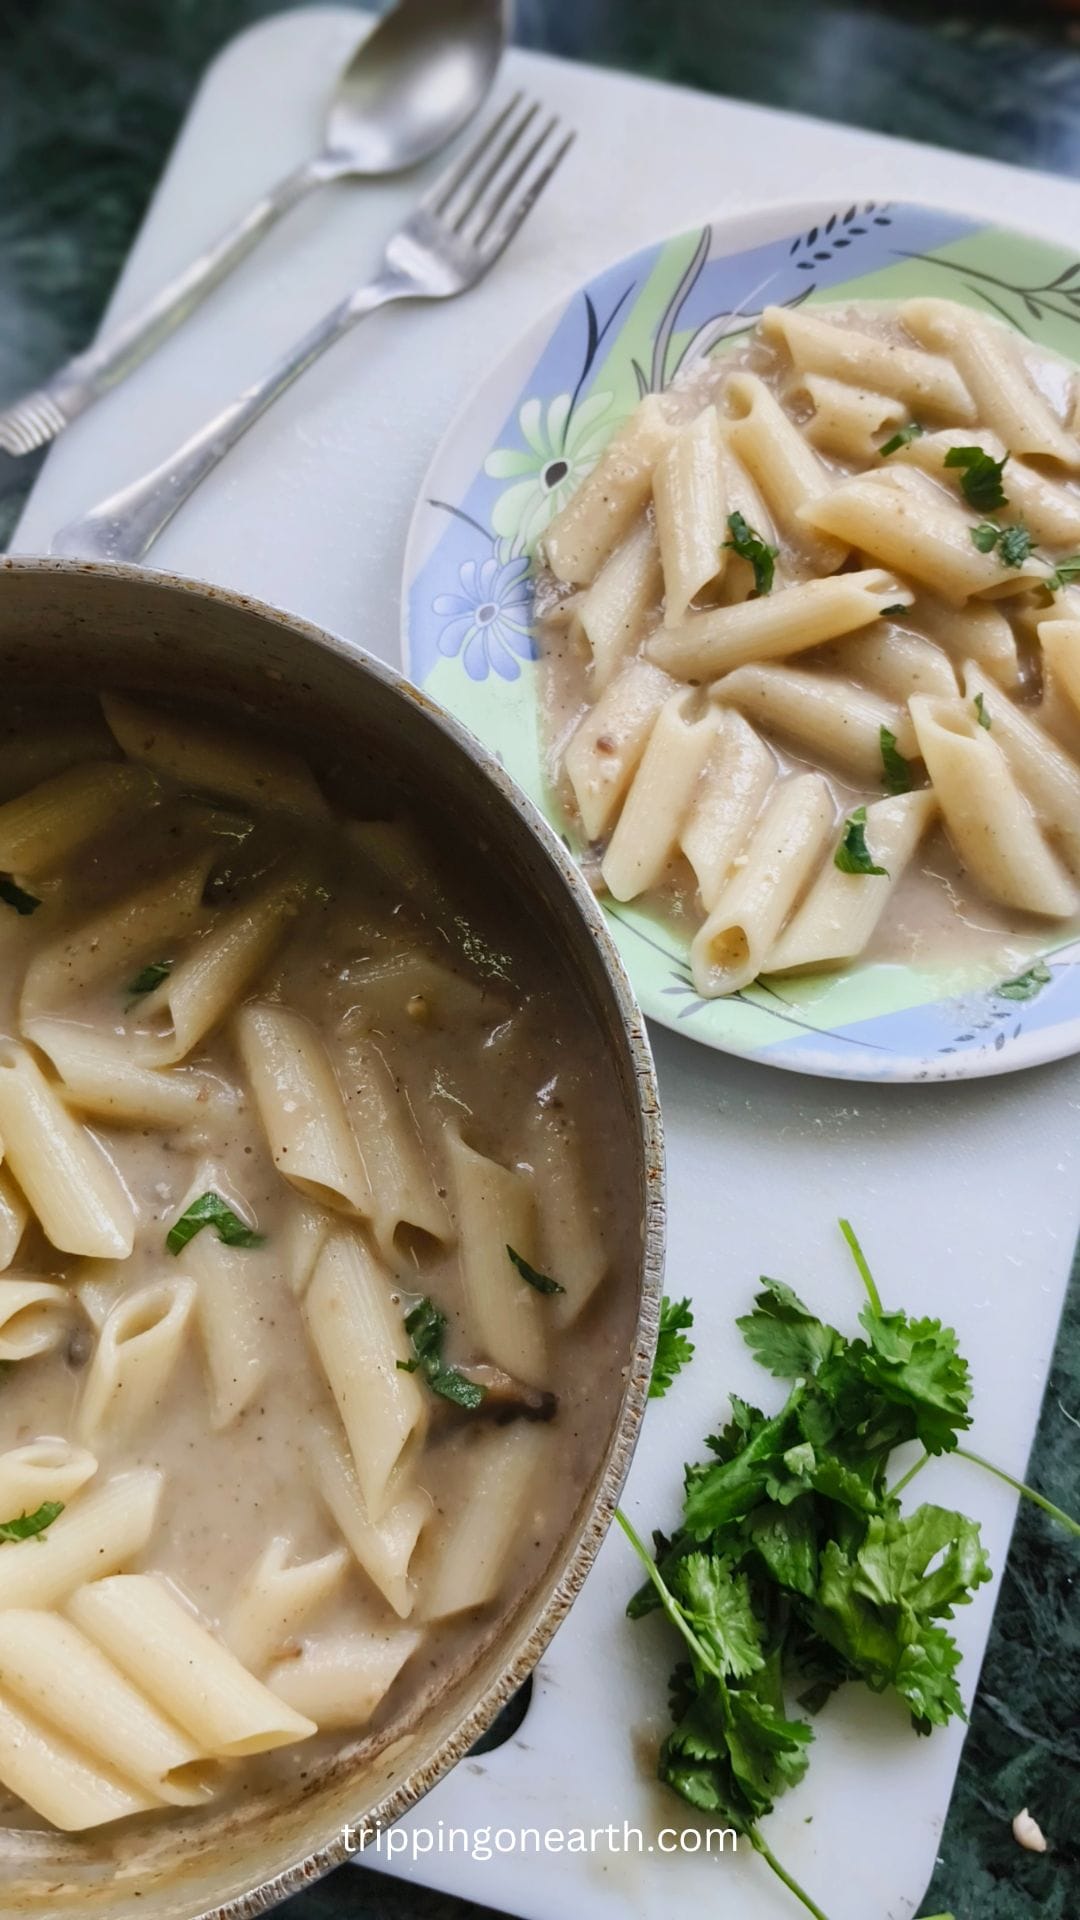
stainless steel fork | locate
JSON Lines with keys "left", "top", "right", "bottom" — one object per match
{"left": 53, "top": 96, "right": 573, "bottom": 566}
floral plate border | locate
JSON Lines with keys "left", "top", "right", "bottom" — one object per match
{"left": 402, "top": 198, "right": 1080, "bottom": 1083}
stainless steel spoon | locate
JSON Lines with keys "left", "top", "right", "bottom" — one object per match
{"left": 0, "top": 0, "right": 506, "bottom": 455}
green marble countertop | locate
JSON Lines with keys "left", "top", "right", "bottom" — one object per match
{"left": 1, "top": 3, "right": 1077, "bottom": 1916}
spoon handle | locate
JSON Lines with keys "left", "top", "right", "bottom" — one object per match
{"left": 51, "top": 274, "right": 407, "bottom": 565}
{"left": 0, "top": 154, "right": 338, "bottom": 458}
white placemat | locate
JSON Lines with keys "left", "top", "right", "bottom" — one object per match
{"left": 13, "top": 12, "right": 1080, "bottom": 1917}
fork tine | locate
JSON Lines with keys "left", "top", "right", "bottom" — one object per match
{"left": 475, "top": 129, "right": 576, "bottom": 265}
{"left": 442, "top": 98, "right": 541, "bottom": 233}
{"left": 421, "top": 91, "right": 525, "bottom": 218}
{"left": 465, "top": 114, "right": 562, "bottom": 248}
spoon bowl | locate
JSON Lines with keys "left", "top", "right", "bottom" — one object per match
{"left": 326, "top": 0, "right": 508, "bottom": 173}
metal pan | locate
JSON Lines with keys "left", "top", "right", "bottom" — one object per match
{"left": 0, "top": 554, "right": 664, "bottom": 1920}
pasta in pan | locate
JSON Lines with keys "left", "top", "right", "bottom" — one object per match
{"left": 0, "top": 691, "right": 627, "bottom": 1835}
{"left": 537, "top": 295, "right": 1080, "bottom": 993}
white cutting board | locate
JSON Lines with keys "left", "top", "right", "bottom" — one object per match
{"left": 13, "top": 13, "right": 1080, "bottom": 1918}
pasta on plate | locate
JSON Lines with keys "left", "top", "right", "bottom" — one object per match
{"left": 0, "top": 693, "right": 630, "bottom": 1835}
{"left": 537, "top": 295, "right": 1080, "bottom": 996}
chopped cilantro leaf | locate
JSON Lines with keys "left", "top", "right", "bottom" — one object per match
{"left": 834, "top": 807, "right": 889, "bottom": 877}
{"left": 650, "top": 1295, "right": 695, "bottom": 1400}
{"left": 998, "top": 524, "right": 1033, "bottom": 567}
{"left": 127, "top": 959, "right": 172, "bottom": 997}
{"left": 1043, "top": 555, "right": 1080, "bottom": 594}
{"left": 506, "top": 1245, "right": 565, "bottom": 1294}
{"left": 943, "top": 444, "right": 1009, "bottom": 511}
{"left": 974, "top": 691, "right": 991, "bottom": 729}
{"left": 403, "top": 1296, "right": 486, "bottom": 1410}
{"left": 724, "top": 511, "right": 777, "bottom": 597}
{"left": 880, "top": 725, "right": 913, "bottom": 796}
{"left": 878, "top": 422, "right": 924, "bottom": 456}
{"left": 0, "top": 1500, "right": 64, "bottom": 1544}
{"left": 969, "top": 522, "right": 1001, "bottom": 555}
{"left": 166, "top": 1191, "right": 263, "bottom": 1255}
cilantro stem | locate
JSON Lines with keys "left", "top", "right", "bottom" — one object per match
{"left": 748, "top": 1827, "right": 832, "bottom": 1920}
{"left": 955, "top": 1447, "right": 1080, "bottom": 1539}
{"left": 837, "top": 1218, "right": 882, "bottom": 1314}
{"left": 614, "top": 1508, "right": 721, "bottom": 1677}
{"left": 889, "top": 1451, "right": 930, "bottom": 1498}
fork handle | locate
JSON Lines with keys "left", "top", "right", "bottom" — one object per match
{"left": 52, "top": 273, "right": 407, "bottom": 564}
{"left": 2, "top": 153, "right": 341, "bottom": 451}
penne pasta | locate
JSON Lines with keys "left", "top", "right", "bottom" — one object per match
{"left": 723, "top": 371, "right": 848, "bottom": 573}
{"left": 225, "top": 1537, "right": 349, "bottom": 1673}
{"left": 647, "top": 569, "right": 910, "bottom": 681}
{"left": 825, "top": 622, "right": 959, "bottom": 703}
{"left": 900, "top": 299, "right": 1080, "bottom": 467}
{"left": 67, "top": 1573, "right": 317, "bottom": 1756}
{"left": 309, "top": 1421, "right": 431, "bottom": 1620}
{"left": 101, "top": 693, "right": 331, "bottom": 819}
{"left": 24, "top": 1019, "right": 218, "bottom": 1129}
{"left": 601, "top": 692, "right": 724, "bottom": 901}
{"left": 77, "top": 1278, "right": 197, "bottom": 1450}
{"left": 281, "top": 1197, "right": 333, "bottom": 1298}
{"left": 680, "top": 710, "right": 776, "bottom": 911}
{"left": 0, "top": 760, "right": 155, "bottom": 878}
{"left": 577, "top": 519, "right": 663, "bottom": 691}
{"left": 0, "top": 1685, "right": 160, "bottom": 1830}
{"left": 303, "top": 1231, "right": 427, "bottom": 1523}
{"left": 790, "top": 371, "right": 909, "bottom": 463}
{"left": 18, "top": 851, "right": 215, "bottom": 1021}
{"left": 0, "top": 1165, "right": 29, "bottom": 1272}
{"left": 423, "top": 1425, "right": 549, "bottom": 1621}
{"left": 0, "top": 1278, "right": 75, "bottom": 1363}
{"left": 527, "top": 1103, "right": 609, "bottom": 1330}
{"left": 445, "top": 1127, "right": 549, "bottom": 1389}
{"left": 563, "top": 659, "right": 676, "bottom": 840}
{"left": 236, "top": 1003, "right": 372, "bottom": 1218}
{"left": 800, "top": 468, "right": 1043, "bottom": 606}
{"left": 653, "top": 406, "right": 728, "bottom": 624}
{"left": 690, "top": 773, "right": 834, "bottom": 996}
{"left": 767, "top": 790, "right": 939, "bottom": 972}
{"left": 333, "top": 1025, "right": 449, "bottom": 1260}
{"left": 963, "top": 661, "right": 1080, "bottom": 874}
{"left": 131, "top": 867, "right": 305, "bottom": 1067}
{"left": 0, "top": 1043, "right": 136, "bottom": 1259}
{"left": 0, "top": 1439, "right": 97, "bottom": 1518}
{"left": 909, "top": 694, "right": 1077, "bottom": 917}
{"left": 909, "top": 593, "right": 1020, "bottom": 689}
{"left": 266, "top": 1625, "right": 420, "bottom": 1729}
{"left": 711, "top": 664, "right": 916, "bottom": 782}
{"left": 0, "top": 1611, "right": 211, "bottom": 1808}
{"left": 175, "top": 1169, "right": 274, "bottom": 1432}
{"left": 760, "top": 302, "right": 976, "bottom": 420}
{"left": 893, "top": 426, "right": 1080, "bottom": 547}
{"left": 0, "top": 1468, "right": 163, "bottom": 1610}
{"left": 543, "top": 395, "right": 673, "bottom": 585}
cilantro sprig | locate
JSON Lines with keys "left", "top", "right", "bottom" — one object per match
{"left": 724, "top": 511, "right": 777, "bottom": 597}
{"left": 969, "top": 521, "right": 1032, "bottom": 567}
{"left": 617, "top": 1223, "right": 1079, "bottom": 1920}
{"left": 0, "top": 1500, "right": 64, "bottom": 1544}
{"left": 650, "top": 1296, "right": 695, "bottom": 1400}
{"left": 166, "top": 1192, "right": 264, "bottom": 1255}
{"left": 944, "top": 444, "right": 1009, "bottom": 512}
{"left": 398, "top": 1297, "right": 486, "bottom": 1410}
